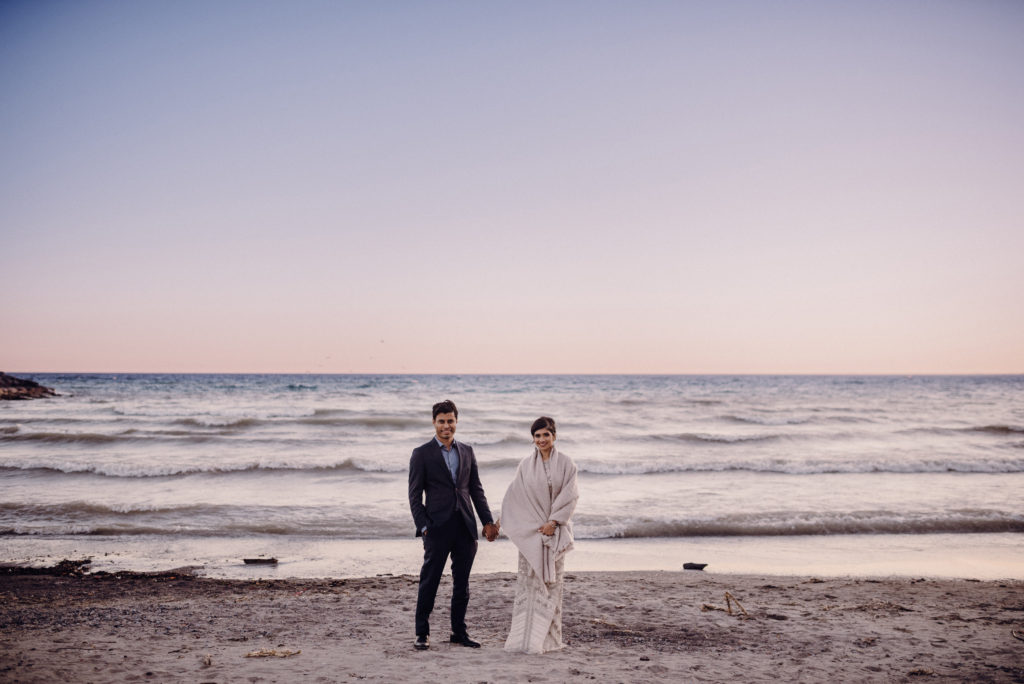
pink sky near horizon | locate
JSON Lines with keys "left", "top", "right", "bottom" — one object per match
{"left": 2, "top": 1, "right": 1023, "bottom": 374}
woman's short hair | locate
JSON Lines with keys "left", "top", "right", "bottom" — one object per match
{"left": 530, "top": 416, "right": 556, "bottom": 436}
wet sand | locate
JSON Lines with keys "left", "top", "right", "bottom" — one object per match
{"left": 2, "top": 565, "right": 1022, "bottom": 683}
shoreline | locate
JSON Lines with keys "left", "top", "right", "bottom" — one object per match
{"left": 2, "top": 566, "right": 1022, "bottom": 682}
{"left": 4, "top": 533, "right": 1024, "bottom": 582}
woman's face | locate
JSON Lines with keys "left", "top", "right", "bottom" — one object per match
{"left": 533, "top": 428, "right": 555, "bottom": 452}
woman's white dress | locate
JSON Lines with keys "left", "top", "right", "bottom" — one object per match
{"left": 500, "top": 447, "right": 578, "bottom": 654}
{"left": 505, "top": 552, "right": 566, "bottom": 653}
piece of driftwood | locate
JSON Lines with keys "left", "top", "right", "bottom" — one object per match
{"left": 243, "top": 558, "right": 278, "bottom": 565}
{"left": 245, "top": 649, "right": 300, "bottom": 658}
{"left": 683, "top": 562, "right": 707, "bottom": 571}
{"left": 589, "top": 617, "right": 641, "bottom": 635}
{"left": 724, "top": 591, "right": 749, "bottom": 618}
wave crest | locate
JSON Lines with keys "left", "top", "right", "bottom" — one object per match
{"left": 579, "top": 510, "right": 1024, "bottom": 539}
{"left": 650, "top": 432, "right": 785, "bottom": 445}
{"left": 968, "top": 425, "right": 1024, "bottom": 435}
{"left": 0, "top": 458, "right": 406, "bottom": 478}
{"left": 173, "top": 417, "right": 263, "bottom": 429}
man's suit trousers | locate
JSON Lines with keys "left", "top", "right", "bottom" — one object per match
{"left": 415, "top": 514, "right": 478, "bottom": 637}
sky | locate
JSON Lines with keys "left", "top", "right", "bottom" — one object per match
{"left": 2, "top": 0, "right": 1022, "bottom": 374}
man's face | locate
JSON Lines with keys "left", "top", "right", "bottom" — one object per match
{"left": 433, "top": 412, "right": 457, "bottom": 444}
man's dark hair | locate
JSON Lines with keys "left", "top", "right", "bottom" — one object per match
{"left": 432, "top": 399, "right": 458, "bottom": 421}
{"left": 530, "top": 416, "right": 556, "bottom": 436}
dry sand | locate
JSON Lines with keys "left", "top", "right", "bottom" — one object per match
{"left": 2, "top": 563, "right": 1022, "bottom": 683}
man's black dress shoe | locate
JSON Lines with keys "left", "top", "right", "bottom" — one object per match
{"left": 414, "top": 635, "right": 429, "bottom": 650}
{"left": 450, "top": 633, "right": 481, "bottom": 648}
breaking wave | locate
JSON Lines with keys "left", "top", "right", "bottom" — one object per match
{"left": 580, "top": 510, "right": 1024, "bottom": 539}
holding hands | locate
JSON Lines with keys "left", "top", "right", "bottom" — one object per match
{"left": 484, "top": 520, "right": 555, "bottom": 538}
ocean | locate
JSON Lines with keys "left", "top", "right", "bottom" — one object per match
{"left": 2, "top": 374, "right": 1022, "bottom": 579}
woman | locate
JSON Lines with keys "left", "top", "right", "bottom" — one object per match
{"left": 500, "top": 416, "right": 579, "bottom": 653}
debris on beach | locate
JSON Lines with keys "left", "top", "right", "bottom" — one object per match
{"left": 245, "top": 649, "right": 301, "bottom": 658}
{"left": 588, "top": 618, "right": 642, "bottom": 637}
{"left": 683, "top": 562, "right": 707, "bottom": 571}
{"left": 1, "top": 559, "right": 91, "bottom": 576}
{"left": 724, "top": 591, "right": 749, "bottom": 617}
{"left": 702, "top": 592, "right": 750, "bottom": 619}
{"left": 243, "top": 558, "right": 278, "bottom": 565}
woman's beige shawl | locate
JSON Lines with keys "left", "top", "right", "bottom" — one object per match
{"left": 500, "top": 446, "right": 579, "bottom": 584}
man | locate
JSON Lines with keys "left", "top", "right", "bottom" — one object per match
{"left": 408, "top": 399, "right": 499, "bottom": 651}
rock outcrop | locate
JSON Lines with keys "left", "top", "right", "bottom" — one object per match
{"left": 0, "top": 372, "right": 58, "bottom": 400}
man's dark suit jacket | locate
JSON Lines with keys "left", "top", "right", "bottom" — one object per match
{"left": 408, "top": 438, "right": 493, "bottom": 539}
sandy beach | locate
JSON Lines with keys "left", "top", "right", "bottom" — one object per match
{"left": 2, "top": 564, "right": 1022, "bottom": 683}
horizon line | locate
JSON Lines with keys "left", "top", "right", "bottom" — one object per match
{"left": 8, "top": 370, "right": 1023, "bottom": 377}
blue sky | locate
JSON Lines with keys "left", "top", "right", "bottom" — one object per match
{"left": 2, "top": 1, "right": 1022, "bottom": 373}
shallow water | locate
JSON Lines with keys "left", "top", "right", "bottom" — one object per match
{"left": 2, "top": 533, "right": 1021, "bottom": 580}
{"left": 2, "top": 373, "right": 1022, "bottom": 577}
